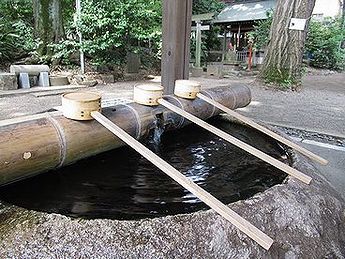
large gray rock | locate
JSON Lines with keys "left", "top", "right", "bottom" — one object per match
{"left": 0, "top": 144, "right": 344, "bottom": 258}
{"left": 0, "top": 73, "right": 17, "bottom": 90}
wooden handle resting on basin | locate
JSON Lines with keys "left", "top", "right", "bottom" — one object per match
{"left": 197, "top": 93, "right": 329, "bottom": 166}
{"left": 158, "top": 98, "right": 312, "bottom": 185}
{"left": 90, "top": 111, "right": 274, "bottom": 251}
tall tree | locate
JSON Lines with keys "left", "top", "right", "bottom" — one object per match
{"left": 259, "top": 0, "right": 316, "bottom": 88}
{"left": 33, "top": 0, "right": 65, "bottom": 57}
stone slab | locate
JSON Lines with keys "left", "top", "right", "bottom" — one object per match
{"left": 100, "top": 74, "right": 115, "bottom": 84}
{"left": 126, "top": 52, "right": 140, "bottom": 74}
{"left": 10, "top": 65, "right": 50, "bottom": 76}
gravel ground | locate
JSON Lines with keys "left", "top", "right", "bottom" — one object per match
{"left": 236, "top": 73, "right": 345, "bottom": 138}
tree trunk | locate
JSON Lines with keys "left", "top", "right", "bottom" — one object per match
{"left": 259, "top": 0, "right": 316, "bottom": 88}
{"left": 33, "top": 0, "right": 65, "bottom": 57}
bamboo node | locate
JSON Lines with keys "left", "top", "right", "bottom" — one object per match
{"left": 23, "top": 152, "right": 32, "bottom": 160}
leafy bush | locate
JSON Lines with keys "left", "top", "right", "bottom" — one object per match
{"left": 78, "top": 0, "right": 162, "bottom": 66}
{"left": 251, "top": 14, "right": 344, "bottom": 70}
{"left": 0, "top": 0, "right": 36, "bottom": 62}
{"left": 0, "top": 19, "right": 36, "bottom": 62}
{"left": 0, "top": 19, "right": 19, "bottom": 61}
{"left": 306, "top": 18, "right": 345, "bottom": 70}
{"left": 248, "top": 11, "right": 273, "bottom": 50}
{"left": 192, "top": 0, "right": 225, "bottom": 15}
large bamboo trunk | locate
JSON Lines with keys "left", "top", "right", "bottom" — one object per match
{"left": 0, "top": 85, "right": 251, "bottom": 186}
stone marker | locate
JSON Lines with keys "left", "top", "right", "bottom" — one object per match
{"left": 0, "top": 73, "right": 18, "bottom": 90}
{"left": 19, "top": 73, "right": 30, "bottom": 89}
{"left": 126, "top": 52, "right": 140, "bottom": 74}
{"left": 38, "top": 72, "right": 50, "bottom": 87}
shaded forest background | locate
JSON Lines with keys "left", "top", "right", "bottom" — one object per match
{"left": 0, "top": 0, "right": 344, "bottom": 74}
{"left": 0, "top": 0, "right": 224, "bottom": 71}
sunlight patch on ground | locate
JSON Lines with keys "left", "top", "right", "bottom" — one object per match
{"left": 236, "top": 101, "right": 261, "bottom": 112}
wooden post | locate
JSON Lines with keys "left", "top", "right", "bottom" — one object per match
{"left": 248, "top": 43, "right": 253, "bottom": 71}
{"left": 161, "top": 0, "right": 193, "bottom": 94}
{"left": 192, "top": 23, "right": 210, "bottom": 68}
{"left": 195, "top": 22, "right": 202, "bottom": 68}
{"left": 76, "top": 0, "right": 85, "bottom": 74}
{"left": 222, "top": 27, "right": 227, "bottom": 62}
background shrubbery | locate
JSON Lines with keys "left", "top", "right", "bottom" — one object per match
{"left": 0, "top": 0, "right": 36, "bottom": 62}
{"left": 0, "top": 0, "right": 343, "bottom": 72}
{"left": 305, "top": 18, "right": 345, "bottom": 70}
{"left": 250, "top": 13, "right": 345, "bottom": 71}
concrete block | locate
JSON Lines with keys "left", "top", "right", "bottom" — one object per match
{"left": 207, "top": 65, "right": 221, "bottom": 76}
{"left": 38, "top": 72, "right": 50, "bottom": 87}
{"left": 50, "top": 76, "right": 69, "bottom": 86}
{"left": 190, "top": 67, "right": 203, "bottom": 77}
{"left": 19, "top": 73, "right": 30, "bottom": 89}
{"left": 123, "top": 73, "right": 140, "bottom": 81}
{"left": 100, "top": 74, "right": 115, "bottom": 84}
{"left": 0, "top": 73, "right": 18, "bottom": 90}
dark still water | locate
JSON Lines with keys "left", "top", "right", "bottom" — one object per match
{"left": 0, "top": 118, "right": 289, "bottom": 220}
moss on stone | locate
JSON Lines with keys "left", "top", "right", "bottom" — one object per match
{"left": 261, "top": 66, "right": 299, "bottom": 89}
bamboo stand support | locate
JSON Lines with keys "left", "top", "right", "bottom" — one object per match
{"left": 90, "top": 111, "right": 274, "bottom": 250}
{"left": 158, "top": 99, "right": 312, "bottom": 185}
{"left": 197, "top": 93, "right": 328, "bottom": 166}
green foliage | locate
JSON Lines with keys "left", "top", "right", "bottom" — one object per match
{"left": 248, "top": 11, "right": 273, "bottom": 50}
{"left": 76, "top": 0, "right": 162, "bottom": 66}
{"left": 0, "top": 0, "right": 229, "bottom": 70}
{"left": 0, "top": 0, "right": 33, "bottom": 23}
{"left": 192, "top": 0, "right": 225, "bottom": 15}
{"left": 306, "top": 18, "right": 345, "bottom": 70}
{"left": 262, "top": 67, "right": 297, "bottom": 89}
{"left": 251, "top": 14, "right": 344, "bottom": 70}
{"left": 0, "top": 19, "right": 20, "bottom": 61}
{"left": 0, "top": 0, "right": 36, "bottom": 62}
